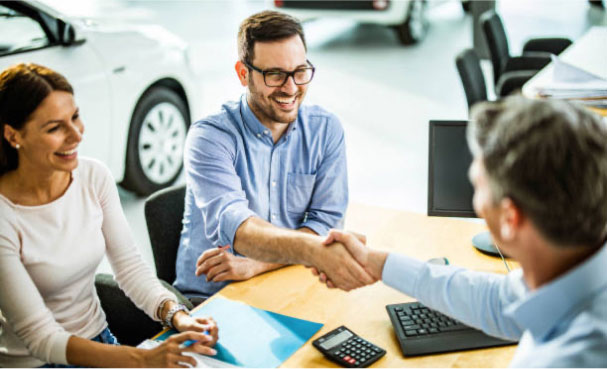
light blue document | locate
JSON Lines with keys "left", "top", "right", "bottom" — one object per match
{"left": 154, "top": 297, "right": 323, "bottom": 368}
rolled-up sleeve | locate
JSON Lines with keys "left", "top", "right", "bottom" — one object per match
{"left": 300, "top": 115, "right": 348, "bottom": 235}
{"left": 185, "top": 122, "right": 257, "bottom": 247}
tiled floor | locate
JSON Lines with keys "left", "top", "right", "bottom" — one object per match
{"left": 86, "top": 0, "right": 605, "bottom": 274}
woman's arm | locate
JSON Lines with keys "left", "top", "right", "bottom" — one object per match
{"left": 66, "top": 331, "right": 215, "bottom": 368}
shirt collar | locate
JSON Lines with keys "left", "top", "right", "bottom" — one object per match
{"left": 504, "top": 244, "right": 607, "bottom": 341}
{"left": 239, "top": 94, "right": 298, "bottom": 144}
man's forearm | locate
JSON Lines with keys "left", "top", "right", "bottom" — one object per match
{"left": 248, "top": 227, "right": 318, "bottom": 275}
{"left": 233, "top": 217, "right": 322, "bottom": 266}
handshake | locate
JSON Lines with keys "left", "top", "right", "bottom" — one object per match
{"left": 306, "top": 230, "right": 388, "bottom": 292}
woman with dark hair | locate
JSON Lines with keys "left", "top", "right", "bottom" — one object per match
{"left": 0, "top": 63, "right": 218, "bottom": 367}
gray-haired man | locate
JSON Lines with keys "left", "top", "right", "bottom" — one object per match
{"left": 321, "top": 97, "right": 607, "bottom": 367}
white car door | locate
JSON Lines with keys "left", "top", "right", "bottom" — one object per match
{"left": 0, "top": 3, "right": 113, "bottom": 169}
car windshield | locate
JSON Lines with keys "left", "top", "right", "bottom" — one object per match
{"left": 0, "top": 5, "right": 49, "bottom": 55}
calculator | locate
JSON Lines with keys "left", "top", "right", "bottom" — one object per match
{"left": 312, "top": 326, "right": 386, "bottom": 368}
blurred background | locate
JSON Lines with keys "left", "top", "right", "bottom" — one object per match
{"left": 5, "top": 0, "right": 605, "bottom": 274}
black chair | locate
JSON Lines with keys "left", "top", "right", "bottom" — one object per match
{"left": 95, "top": 273, "right": 193, "bottom": 346}
{"left": 456, "top": 48, "right": 537, "bottom": 110}
{"left": 144, "top": 184, "right": 187, "bottom": 285}
{"left": 480, "top": 10, "right": 572, "bottom": 85}
{"left": 456, "top": 49, "right": 488, "bottom": 109}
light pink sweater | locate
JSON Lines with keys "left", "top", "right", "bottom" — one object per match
{"left": 0, "top": 158, "right": 176, "bottom": 367}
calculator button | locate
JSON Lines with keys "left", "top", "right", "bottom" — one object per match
{"left": 344, "top": 355, "right": 351, "bottom": 361}
{"left": 405, "top": 329, "right": 418, "bottom": 336}
{"left": 418, "top": 329, "right": 428, "bottom": 335}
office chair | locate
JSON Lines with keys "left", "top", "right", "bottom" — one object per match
{"left": 480, "top": 10, "right": 572, "bottom": 85}
{"left": 95, "top": 273, "right": 193, "bottom": 346}
{"left": 456, "top": 48, "right": 536, "bottom": 110}
{"left": 144, "top": 184, "right": 187, "bottom": 285}
{"left": 455, "top": 49, "right": 488, "bottom": 109}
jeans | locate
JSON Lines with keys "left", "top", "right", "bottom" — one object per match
{"left": 40, "top": 327, "right": 119, "bottom": 368}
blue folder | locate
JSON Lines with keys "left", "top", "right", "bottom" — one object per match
{"left": 154, "top": 297, "right": 323, "bottom": 368}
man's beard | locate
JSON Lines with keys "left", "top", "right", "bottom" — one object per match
{"left": 248, "top": 77, "right": 301, "bottom": 124}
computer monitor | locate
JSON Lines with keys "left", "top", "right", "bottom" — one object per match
{"left": 427, "top": 120, "right": 499, "bottom": 257}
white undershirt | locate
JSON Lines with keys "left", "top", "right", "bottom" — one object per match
{"left": 0, "top": 157, "right": 176, "bottom": 367}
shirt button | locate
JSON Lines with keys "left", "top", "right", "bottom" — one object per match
{"left": 272, "top": 181, "right": 277, "bottom": 187}
{"left": 256, "top": 133, "right": 261, "bottom": 138}
{"left": 271, "top": 214, "right": 276, "bottom": 220}
{"left": 264, "top": 130, "right": 270, "bottom": 135}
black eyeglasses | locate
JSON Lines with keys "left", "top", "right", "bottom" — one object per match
{"left": 244, "top": 60, "right": 316, "bottom": 87}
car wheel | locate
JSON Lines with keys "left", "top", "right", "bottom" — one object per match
{"left": 394, "top": 0, "right": 428, "bottom": 45}
{"left": 121, "top": 87, "right": 189, "bottom": 196}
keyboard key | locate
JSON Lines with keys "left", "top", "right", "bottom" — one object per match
{"left": 429, "top": 328, "right": 439, "bottom": 334}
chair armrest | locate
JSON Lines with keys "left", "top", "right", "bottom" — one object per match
{"left": 159, "top": 280, "right": 194, "bottom": 310}
{"left": 523, "top": 37, "right": 572, "bottom": 55}
{"left": 496, "top": 70, "right": 537, "bottom": 97}
{"left": 503, "top": 55, "right": 551, "bottom": 74}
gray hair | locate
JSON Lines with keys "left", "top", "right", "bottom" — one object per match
{"left": 468, "top": 97, "right": 607, "bottom": 248}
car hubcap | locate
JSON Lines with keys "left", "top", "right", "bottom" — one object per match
{"left": 138, "top": 102, "right": 186, "bottom": 184}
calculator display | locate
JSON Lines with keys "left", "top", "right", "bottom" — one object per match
{"left": 320, "top": 330, "right": 352, "bottom": 350}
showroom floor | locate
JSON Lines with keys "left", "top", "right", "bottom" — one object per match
{"left": 79, "top": 0, "right": 606, "bottom": 275}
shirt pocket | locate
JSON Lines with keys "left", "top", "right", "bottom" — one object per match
{"left": 287, "top": 172, "right": 316, "bottom": 215}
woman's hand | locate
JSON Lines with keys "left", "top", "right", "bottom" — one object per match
{"left": 139, "top": 331, "right": 216, "bottom": 368}
{"left": 173, "top": 312, "right": 219, "bottom": 347}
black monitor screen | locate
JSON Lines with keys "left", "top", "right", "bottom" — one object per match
{"left": 427, "top": 120, "right": 476, "bottom": 218}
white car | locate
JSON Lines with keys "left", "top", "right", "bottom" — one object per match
{"left": 271, "top": 0, "right": 429, "bottom": 45}
{"left": 0, "top": 0, "right": 201, "bottom": 196}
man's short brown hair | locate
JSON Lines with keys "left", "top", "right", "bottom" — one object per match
{"left": 237, "top": 10, "right": 306, "bottom": 63}
{"left": 468, "top": 97, "right": 607, "bottom": 248}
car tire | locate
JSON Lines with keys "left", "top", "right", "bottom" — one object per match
{"left": 394, "top": 0, "right": 428, "bottom": 45}
{"left": 121, "top": 87, "right": 189, "bottom": 196}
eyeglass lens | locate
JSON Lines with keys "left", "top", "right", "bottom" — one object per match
{"left": 265, "top": 68, "right": 313, "bottom": 87}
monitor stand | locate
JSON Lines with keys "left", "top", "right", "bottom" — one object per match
{"left": 472, "top": 231, "right": 503, "bottom": 257}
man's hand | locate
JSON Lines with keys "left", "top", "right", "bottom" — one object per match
{"left": 196, "top": 246, "right": 262, "bottom": 282}
{"left": 314, "top": 230, "right": 388, "bottom": 289}
{"left": 308, "top": 231, "right": 366, "bottom": 277}
{"left": 310, "top": 240, "right": 377, "bottom": 291}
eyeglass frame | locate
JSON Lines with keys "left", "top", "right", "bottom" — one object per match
{"left": 243, "top": 59, "right": 316, "bottom": 87}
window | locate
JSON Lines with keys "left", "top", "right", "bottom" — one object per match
{"left": 0, "top": 5, "right": 49, "bottom": 56}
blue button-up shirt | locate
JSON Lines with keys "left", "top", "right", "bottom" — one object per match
{"left": 174, "top": 95, "right": 348, "bottom": 298}
{"left": 383, "top": 245, "right": 607, "bottom": 367}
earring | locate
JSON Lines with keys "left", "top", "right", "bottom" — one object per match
{"left": 15, "top": 144, "right": 20, "bottom": 149}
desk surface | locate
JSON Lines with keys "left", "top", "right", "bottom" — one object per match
{"left": 522, "top": 26, "right": 607, "bottom": 116}
{"left": 196, "top": 203, "right": 518, "bottom": 368}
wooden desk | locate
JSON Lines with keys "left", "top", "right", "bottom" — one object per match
{"left": 522, "top": 26, "right": 607, "bottom": 117}
{"left": 197, "top": 203, "right": 518, "bottom": 368}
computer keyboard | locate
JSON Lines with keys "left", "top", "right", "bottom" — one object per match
{"left": 386, "top": 302, "right": 516, "bottom": 356}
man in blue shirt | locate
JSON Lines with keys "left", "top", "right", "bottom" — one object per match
{"left": 174, "top": 11, "right": 373, "bottom": 301}
{"left": 319, "top": 97, "right": 607, "bottom": 366}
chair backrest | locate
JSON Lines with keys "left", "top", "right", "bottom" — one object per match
{"left": 455, "top": 48, "right": 488, "bottom": 110}
{"left": 480, "top": 10, "right": 510, "bottom": 84}
{"left": 144, "top": 184, "right": 186, "bottom": 284}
